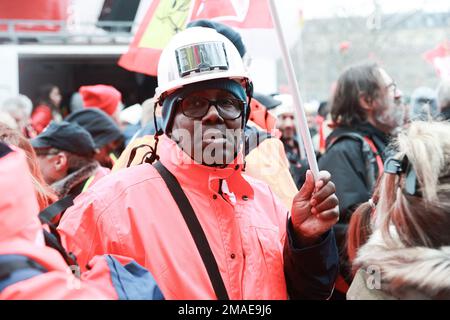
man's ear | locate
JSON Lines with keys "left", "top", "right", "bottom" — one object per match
{"left": 54, "top": 152, "right": 68, "bottom": 173}
{"left": 359, "top": 93, "right": 374, "bottom": 112}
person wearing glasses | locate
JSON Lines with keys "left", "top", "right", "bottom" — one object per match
{"left": 347, "top": 120, "right": 450, "bottom": 300}
{"left": 58, "top": 27, "right": 340, "bottom": 300}
{"left": 318, "top": 63, "right": 405, "bottom": 298}
{"left": 31, "top": 121, "right": 110, "bottom": 225}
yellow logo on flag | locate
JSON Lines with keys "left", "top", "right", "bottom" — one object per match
{"left": 139, "top": 0, "right": 192, "bottom": 49}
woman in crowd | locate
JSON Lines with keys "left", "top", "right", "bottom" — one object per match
{"left": 0, "top": 123, "right": 57, "bottom": 210}
{"left": 348, "top": 120, "right": 450, "bottom": 299}
{"left": 31, "top": 84, "right": 63, "bottom": 134}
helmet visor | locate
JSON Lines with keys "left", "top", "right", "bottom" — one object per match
{"left": 175, "top": 42, "right": 229, "bottom": 78}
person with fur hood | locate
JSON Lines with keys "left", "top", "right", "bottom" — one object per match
{"left": 31, "top": 121, "right": 110, "bottom": 225}
{"left": 347, "top": 120, "right": 450, "bottom": 300}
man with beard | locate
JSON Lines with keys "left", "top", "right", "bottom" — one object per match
{"left": 58, "top": 27, "right": 340, "bottom": 299}
{"left": 318, "top": 63, "right": 405, "bottom": 298}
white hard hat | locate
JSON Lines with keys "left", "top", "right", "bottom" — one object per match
{"left": 155, "top": 27, "right": 252, "bottom": 103}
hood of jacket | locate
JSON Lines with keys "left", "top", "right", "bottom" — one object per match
{"left": 0, "top": 146, "right": 43, "bottom": 245}
{"left": 354, "top": 230, "right": 450, "bottom": 299}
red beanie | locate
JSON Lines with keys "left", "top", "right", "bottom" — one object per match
{"left": 79, "top": 85, "right": 122, "bottom": 116}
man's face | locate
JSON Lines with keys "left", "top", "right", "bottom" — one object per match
{"left": 372, "top": 68, "right": 405, "bottom": 134}
{"left": 169, "top": 88, "right": 244, "bottom": 166}
{"left": 35, "top": 150, "right": 67, "bottom": 184}
{"left": 277, "top": 112, "right": 296, "bottom": 140}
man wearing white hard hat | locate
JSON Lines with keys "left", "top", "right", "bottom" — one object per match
{"left": 58, "top": 27, "right": 339, "bottom": 300}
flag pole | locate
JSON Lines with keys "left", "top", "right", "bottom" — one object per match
{"left": 268, "top": 0, "right": 320, "bottom": 180}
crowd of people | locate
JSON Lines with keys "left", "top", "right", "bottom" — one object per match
{"left": 1, "top": 19, "right": 450, "bottom": 300}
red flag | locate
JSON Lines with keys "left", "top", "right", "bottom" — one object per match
{"left": 423, "top": 40, "right": 450, "bottom": 79}
{"left": 118, "top": 0, "right": 272, "bottom": 76}
{"left": 118, "top": 0, "right": 191, "bottom": 76}
{"left": 190, "top": 0, "right": 273, "bottom": 28}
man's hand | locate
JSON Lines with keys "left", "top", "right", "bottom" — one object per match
{"left": 291, "top": 170, "right": 339, "bottom": 246}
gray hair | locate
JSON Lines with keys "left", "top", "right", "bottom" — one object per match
{"left": 0, "top": 112, "right": 18, "bottom": 129}
{"left": 1, "top": 94, "right": 33, "bottom": 117}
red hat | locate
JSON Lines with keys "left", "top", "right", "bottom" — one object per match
{"left": 79, "top": 85, "right": 122, "bottom": 116}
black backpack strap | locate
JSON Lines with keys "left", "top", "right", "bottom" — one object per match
{"left": 38, "top": 195, "right": 75, "bottom": 223}
{"left": 42, "top": 229, "right": 78, "bottom": 268}
{"left": 39, "top": 201, "right": 78, "bottom": 268}
{"left": 0, "top": 142, "right": 12, "bottom": 158}
{"left": 0, "top": 256, "right": 47, "bottom": 292}
{"left": 327, "top": 132, "right": 366, "bottom": 149}
{"left": 153, "top": 161, "right": 229, "bottom": 300}
{"left": 0, "top": 258, "right": 47, "bottom": 280}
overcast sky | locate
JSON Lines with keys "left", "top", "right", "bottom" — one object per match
{"left": 295, "top": 0, "right": 450, "bottom": 19}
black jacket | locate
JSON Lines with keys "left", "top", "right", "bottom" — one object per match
{"left": 318, "top": 122, "right": 390, "bottom": 222}
{"left": 318, "top": 123, "right": 391, "bottom": 286}
{"left": 284, "top": 220, "right": 338, "bottom": 299}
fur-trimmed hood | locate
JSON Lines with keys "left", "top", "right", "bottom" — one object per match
{"left": 51, "top": 161, "right": 99, "bottom": 198}
{"left": 349, "top": 230, "right": 450, "bottom": 299}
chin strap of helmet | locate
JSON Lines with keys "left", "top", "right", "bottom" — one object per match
{"left": 240, "top": 79, "right": 254, "bottom": 170}
{"left": 244, "top": 79, "right": 254, "bottom": 128}
{"left": 142, "top": 101, "right": 163, "bottom": 165}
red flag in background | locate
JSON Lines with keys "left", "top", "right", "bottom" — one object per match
{"left": 424, "top": 40, "right": 450, "bottom": 80}
{"left": 190, "top": 0, "right": 273, "bottom": 28}
{"left": 118, "top": 0, "right": 191, "bottom": 76}
{"left": 118, "top": 0, "right": 272, "bottom": 76}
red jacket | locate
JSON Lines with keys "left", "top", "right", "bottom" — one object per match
{"left": 0, "top": 146, "right": 162, "bottom": 299}
{"left": 59, "top": 135, "right": 289, "bottom": 299}
{"left": 59, "top": 135, "right": 339, "bottom": 300}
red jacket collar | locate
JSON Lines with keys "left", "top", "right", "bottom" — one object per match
{"left": 157, "top": 135, "right": 254, "bottom": 200}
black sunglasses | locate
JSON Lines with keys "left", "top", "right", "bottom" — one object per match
{"left": 176, "top": 96, "right": 245, "bottom": 120}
